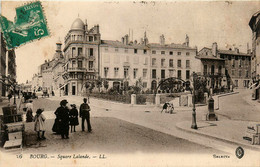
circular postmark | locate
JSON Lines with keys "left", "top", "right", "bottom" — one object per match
{"left": 235, "top": 146, "right": 244, "bottom": 159}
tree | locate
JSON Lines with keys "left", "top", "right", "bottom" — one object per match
{"left": 103, "top": 80, "right": 109, "bottom": 90}
{"left": 96, "top": 76, "right": 102, "bottom": 92}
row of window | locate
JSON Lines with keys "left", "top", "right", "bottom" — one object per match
{"left": 152, "top": 58, "right": 190, "bottom": 68}
{"left": 152, "top": 69, "right": 190, "bottom": 80}
{"left": 105, "top": 47, "right": 191, "bottom": 56}
{"left": 220, "top": 55, "right": 251, "bottom": 61}
{"left": 230, "top": 59, "right": 249, "bottom": 68}
{"left": 64, "top": 61, "right": 94, "bottom": 70}
{"left": 231, "top": 70, "right": 249, "bottom": 78}
{"left": 71, "top": 47, "right": 94, "bottom": 57}
{"left": 104, "top": 67, "right": 190, "bottom": 80}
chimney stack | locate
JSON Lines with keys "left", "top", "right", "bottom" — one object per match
{"left": 144, "top": 31, "right": 148, "bottom": 45}
{"left": 121, "top": 37, "right": 125, "bottom": 44}
{"left": 212, "top": 42, "right": 218, "bottom": 57}
{"left": 124, "top": 34, "right": 129, "bottom": 45}
{"left": 160, "top": 34, "right": 165, "bottom": 45}
{"left": 185, "top": 34, "right": 189, "bottom": 47}
{"left": 85, "top": 19, "right": 88, "bottom": 31}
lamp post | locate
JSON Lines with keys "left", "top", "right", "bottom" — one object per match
{"left": 191, "top": 72, "right": 198, "bottom": 129}
{"left": 13, "top": 81, "right": 16, "bottom": 105}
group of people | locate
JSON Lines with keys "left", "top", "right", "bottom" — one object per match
{"left": 52, "top": 98, "right": 92, "bottom": 139}
{"left": 161, "top": 102, "right": 174, "bottom": 114}
{"left": 25, "top": 97, "right": 92, "bottom": 140}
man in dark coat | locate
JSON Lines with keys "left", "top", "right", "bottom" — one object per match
{"left": 80, "top": 98, "right": 92, "bottom": 132}
{"left": 56, "top": 99, "right": 70, "bottom": 139}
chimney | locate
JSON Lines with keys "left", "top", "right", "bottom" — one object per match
{"left": 160, "top": 34, "right": 165, "bottom": 45}
{"left": 85, "top": 19, "right": 88, "bottom": 31}
{"left": 140, "top": 38, "right": 144, "bottom": 45}
{"left": 121, "top": 37, "right": 125, "bottom": 44}
{"left": 124, "top": 34, "right": 129, "bottom": 45}
{"left": 212, "top": 42, "right": 218, "bottom": 57}
{"left": 144, "top": 31, "right": 148, "bottom": 45}
{"left": 96, "top": 24, "right": 100, "bottom": 33}
{"left": 185, "top": 34, "right": 189, "bottom": 47}
{"left": 234, "top": 48, "right": 239, "bottom": 53}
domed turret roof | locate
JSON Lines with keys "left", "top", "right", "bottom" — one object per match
{"left": 71, "top": 18, "right": 85, "bottom": 30}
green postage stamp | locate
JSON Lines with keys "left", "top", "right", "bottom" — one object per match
{"left": 0, "top": 1, "right": 49, "bottom": 49}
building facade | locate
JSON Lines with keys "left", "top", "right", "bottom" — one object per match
{"left": 198, "top": 42, "right": 251, "bottom": 89}
{"left": 0, "top": 33, "right": 17, "bottom": 97}
{"left": 249, "top": 11, "right": 260, "bottom": 82}
{"left": 62, "top": 18, "right": 100, "bottom": 96}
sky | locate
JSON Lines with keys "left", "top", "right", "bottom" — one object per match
{"left": 1, "top": 1, "right": 260, "bottom": 84}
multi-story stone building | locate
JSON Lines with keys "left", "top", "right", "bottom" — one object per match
{"left": 0, "top": 33, "right": 7, "bottom": 97}
{"left": 62, "top": 18, "right": 100, "bottom": 95}
{"left": 100, "top": 34, "right": 198, "bottom": 90}
{"left": 198, "top": 42, "right": 251, "bottom": 89}
{"left": 52, "top": 41, "right": 65, "bottom": 96}
{"left": 60, "top": 17, "right": 199, "bottom": 95}
{"left": 0, "top": 33, "right": 17, "bottom": 97}
{"left": 249, "top": 11, "right": 260, "bottom": 82}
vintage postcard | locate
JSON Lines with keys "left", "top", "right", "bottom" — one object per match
{"left": 0, "top": 0, "right": 260, "bottom": 166}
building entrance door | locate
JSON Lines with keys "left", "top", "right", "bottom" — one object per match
{"left": 72, "top": 86, "right": 76, "bottom": 95}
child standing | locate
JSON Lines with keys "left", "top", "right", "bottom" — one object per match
{"left": 34, "top": 108, "right": 46, "bottom": 140}
{"left": 69, "top": 104, "right": 79, "bottom": 133}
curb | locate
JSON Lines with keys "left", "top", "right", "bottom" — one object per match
{"left": 175, "top": 122, "right": 260, "bottom": 152}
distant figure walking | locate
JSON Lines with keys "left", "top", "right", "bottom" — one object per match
{"left": 80, "top": 98, "right": 92, "bottom": 132}
{"left": 69, "top": 104, "right": 79, "bottom": 133}
{"left": 8, "top": 91, "right": 12, "bottom": 103}
{"left": 56, "top": 100, "right": 70, "bottom": 139}
{"left": 34, "top": 108, "right": 46, "bottom": 140}
{"left": 26, "top": 100, "right": 34, "bottom": 122}
{"left": 161, "top": 102, "right": 174, "bottom": 114}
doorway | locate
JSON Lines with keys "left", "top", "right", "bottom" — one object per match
{"left": 72, "top": 86, "right": 76, "bottom": 95}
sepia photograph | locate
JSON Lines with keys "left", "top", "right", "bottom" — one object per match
{"left": 0, "top": 0, "right": 260, "bottom": 166}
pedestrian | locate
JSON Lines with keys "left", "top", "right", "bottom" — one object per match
{"left": 8, "top": 91, "right": 12, "bottom": 103}
{"left": 56, "top": 100, "right": 70, "bottom": 139}
{"left": 80, "top": 98, "right": 92, "bottom": 132}
{"left": 69, "top": 104, "right": 79, "bottom": 133}
{"left": 161, "top": 102, "right": 169, "bottom": 113}
{"left": 26, "top": 100, "right": 34, "bottom": 122}
{"left": 34, "top": 108, "right": 46, "bottom": 140}
{"left": 52, "top": 108, "right": 61, "bottom": 134}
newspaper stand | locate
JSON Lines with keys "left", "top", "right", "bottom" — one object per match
{"left": 0, "top": 105, "right": 24, "bottom": 151}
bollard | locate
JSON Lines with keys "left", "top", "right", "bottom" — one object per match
{"left": 206, "top": 97, "right": 218, "bottom": 121}
{"left": 155, "top": 94, "right": 160, "bottom": 106}
{"left": 204, "top": 92, "right": 208, "bottom": 104}
{"left": 131, "top": 94, "right": 136, "bottom": 105}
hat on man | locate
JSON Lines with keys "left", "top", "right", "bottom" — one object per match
{"left": 60, "top": 99, "right": 68, "bottom": 106}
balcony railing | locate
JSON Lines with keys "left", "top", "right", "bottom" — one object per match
{"left": 203, "top": 72, "right": 224, "bottom": 77}
{"left": 67, "top": 67, "right": 86, "bottom": 72}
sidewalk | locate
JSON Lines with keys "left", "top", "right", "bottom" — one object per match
{"left": 176, "top": 120, "right": 260, "bottom": 151}
{"left": 49, "top": 95, "right": 193, "bottom": 112}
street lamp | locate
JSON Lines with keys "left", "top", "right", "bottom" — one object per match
{"left": 191, "top": 72, "right": 198, "bottom": 129}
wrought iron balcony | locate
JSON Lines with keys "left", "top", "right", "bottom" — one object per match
{"left": 67, "top": 67, "right": 86, "bottom": 72}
